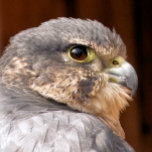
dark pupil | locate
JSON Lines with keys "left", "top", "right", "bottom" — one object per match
{"left": 70, "top": 46, "right": 87, "bottom": 60}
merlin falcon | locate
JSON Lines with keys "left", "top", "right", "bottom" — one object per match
{"left": 0, "top": 18, "right": 138, "bottom": 152}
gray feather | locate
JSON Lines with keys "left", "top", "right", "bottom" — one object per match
{"left": 0, "top": 82, "right": 135, "bottom": 152}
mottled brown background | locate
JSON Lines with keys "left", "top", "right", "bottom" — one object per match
{"left": 0, "top": 0, "right": 152, "bottom": 152}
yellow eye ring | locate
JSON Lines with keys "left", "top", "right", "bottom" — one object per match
{"left": 68, "top": 45, "right": 96, "bottom": 63}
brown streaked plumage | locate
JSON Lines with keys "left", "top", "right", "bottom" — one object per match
{"left": 2, "top": 56, "right": 131, "bottom": 137}
{"left": 0, "top": 18, "right": 137, "bottom": 151}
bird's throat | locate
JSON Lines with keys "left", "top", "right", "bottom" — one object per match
{"left": 85, "top": 82, "right": 132, "bottom": 139}
{"left": 99, "top": 116, "right": 125, "bottom": 138}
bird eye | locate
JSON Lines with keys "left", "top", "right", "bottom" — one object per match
{"left": 70, "top": 46, "right": 87, "bottom": 60}
{"left": 68, "top": 45, "right": 96, "bottom": 63}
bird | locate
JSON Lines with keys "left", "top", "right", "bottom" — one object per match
{"left": 0, "top": 17, "right": 138, "bottom": 152}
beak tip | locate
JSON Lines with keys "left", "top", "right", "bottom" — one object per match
{"left": 128, "top": 70, "right": 138, "bottom": 97}
{"left": 106, "top": 61, "right": 138, "bottom": 97}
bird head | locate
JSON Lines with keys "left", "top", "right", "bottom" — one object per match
{"left": 0, "top": 18, "right": 138, "bottom": 138}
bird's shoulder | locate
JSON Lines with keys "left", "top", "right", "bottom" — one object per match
{"left": 0, "top": 84, "right": 134, "bottom": 152}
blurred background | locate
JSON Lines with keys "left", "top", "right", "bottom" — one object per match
{"left": 0, "top": 0, "right": 152, "bottom": 151}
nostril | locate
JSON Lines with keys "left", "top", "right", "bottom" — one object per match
{"left": 112, "top": 60, "right": 119, "bottom": 65}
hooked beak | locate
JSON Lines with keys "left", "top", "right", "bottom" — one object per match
{"left": 105, "top": 58, "right": 138, "bottom": 96}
